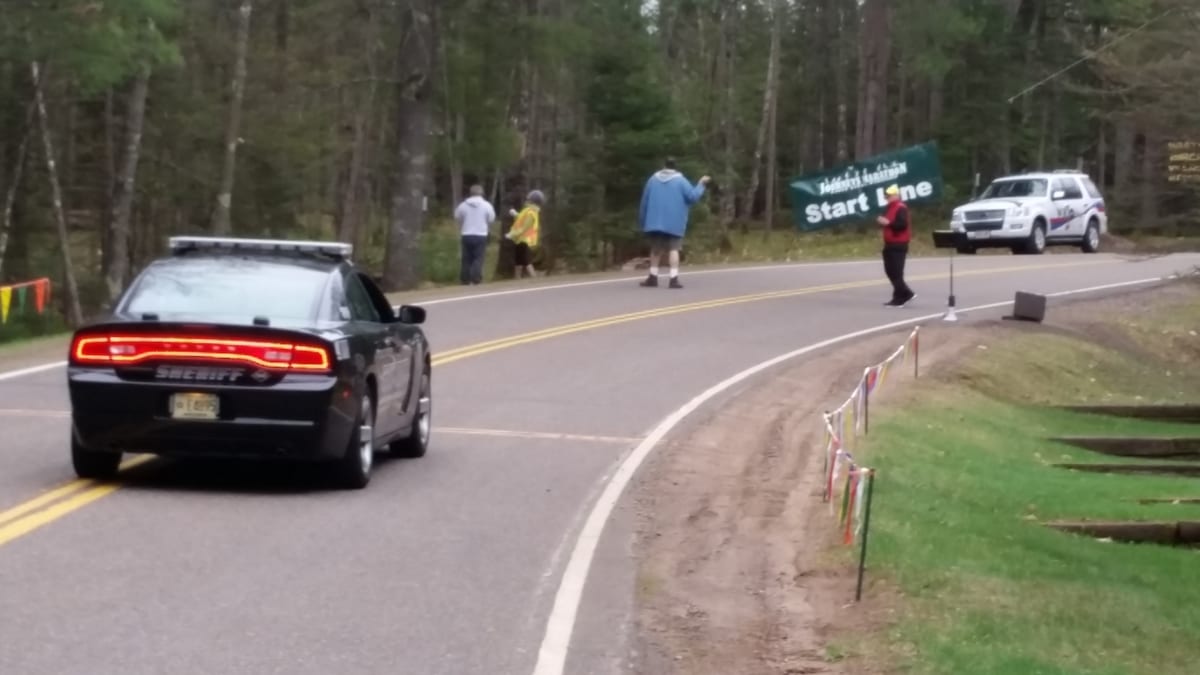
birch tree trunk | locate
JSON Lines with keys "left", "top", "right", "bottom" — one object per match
{"left": 211, "top": 0, "right": 253, "bottom": 235}
{"left": 741, "top": 0, "right": 782, "bottom": 221}
{"left": 101, "top": 89, "right": 116, "bottom": 276}
{"left": 928, "top": 75, "right": 944, "bottom": 136}
{"left": 718, "top": 0, "right": 738, "bottom": 232}
{"left": 820, "top": 0, "right": 841, "bottom": 167}
{"left": 835, "top": 0, "right": 852, "bottom": 163}
{"left": 105, "top": 65, "right": 151, "bottom": 304}
{"left": 0, "top": 104, "right": 33, "bottom": 280}
{"left": 438, "top": 16, "right": 463, "bottom": 208}
{"left": 450, "top": 111, "right": 465, "bottom": 207}
{"left": 338, "top": 97, "right": 373, "bottom": 246}
{"left": 30, "top": 61, "right": 84, "bottom": 326}
{"left": 337, "top": 14, "right": 380, "bottom": 247}
{"left": 1113, "top": 116, "right": 1135, "bottom": 214}
{"left": 855, "top": 0, "right": 891, "bottom": 160}
{"left": 382, "top": 0, "right": 434, "bottom": 291}
{"left": 1036, "top": 98, "right": 1049, "bottom": 168}
{"left": 764, "top": 52, "right": 779, "bottom": 232}
{"left": 1139, "top": 128, "right": 1159, "bottom": 228}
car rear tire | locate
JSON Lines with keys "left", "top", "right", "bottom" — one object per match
{"left": 1081, "top": 219, "right": 1100, "bottom": 253}
{"left": 1023, "top": 221, "right": 1047, "bottom": 255}
{"left": 334, "top": 393, "right": 374, "bottom": 490}
{"left": 391, "top": 365, "right": 431, "bottom": 459}
{"left": 71, "top": 435, "right": 121, "bottom": 480}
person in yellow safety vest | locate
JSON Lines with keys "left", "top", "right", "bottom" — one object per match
{"left": 506, "top": 190, "right": 545, "bottom": 278}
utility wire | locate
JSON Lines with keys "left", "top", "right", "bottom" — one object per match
{"left": 1005, "top": 6, "right": 1178, "bottom": 105}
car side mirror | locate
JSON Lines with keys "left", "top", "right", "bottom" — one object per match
{"left": 397, "top": 305, "right": 425, "bottom": 325}
{"left": 1052, "top": 190, "right": 1066, "bottom": 200}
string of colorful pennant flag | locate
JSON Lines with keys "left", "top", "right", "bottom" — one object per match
{"left": 0, "top": 278, "right": 52, "bottom": 325}
{"left": 818, "top": 326, "right": 920, "bottom": 601}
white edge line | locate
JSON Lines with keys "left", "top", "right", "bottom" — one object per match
{"left": 0, "top": 361, "right": 68, "bottom": 383}
{"left": 529, "top": 275, "right": 1166, "bottom": 675}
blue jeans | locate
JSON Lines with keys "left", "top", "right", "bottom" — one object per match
{"left": 460, "top": 235, "right": 488, "bottom": 284}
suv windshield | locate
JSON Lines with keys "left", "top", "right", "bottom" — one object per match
{"left": 123, "top": 257, "right": 330, "bottom": 321}
{"left": 979, "top": 178, "right": 1048, "bottom": 199}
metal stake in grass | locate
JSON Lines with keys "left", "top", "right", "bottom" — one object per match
{"left": 943, "top": 246, "right": 959, "bottom": 323}
{"left": 855, "top": 469, "right": 877, "bottom": 603}
{"left": 913, "top": 329, "right": 920, "bottom": 378}
{"left": 862, "top": 371, "right": 870, "bottom": 436}
{"left": 930, "top": 230, "right": 962, "bottom": 322}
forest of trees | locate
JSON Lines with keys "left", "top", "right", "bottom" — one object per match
{"left": 0, "top": 0, "right": 1196, "bottom": 326}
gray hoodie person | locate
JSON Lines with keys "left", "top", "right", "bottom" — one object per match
{"left": 455, "top": 186, "right": 496, "bottom": 285}
{"left": 455, "top": 192, "right": 496, "bottom": 237}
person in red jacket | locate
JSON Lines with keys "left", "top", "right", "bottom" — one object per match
{"left": 877, "top": 184, "right": 915, "bottom": 307}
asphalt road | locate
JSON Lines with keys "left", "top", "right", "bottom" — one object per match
{"left": 0, "top": 252, "right": 1196, "bottom": 675}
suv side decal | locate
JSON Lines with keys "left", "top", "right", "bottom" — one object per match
{"left": 1050, "top": 206, "right": 1076, "bottom": 230}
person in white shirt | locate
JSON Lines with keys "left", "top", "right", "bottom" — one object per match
{"left": 454, "top": 184, "right": 496, "bottom": 285}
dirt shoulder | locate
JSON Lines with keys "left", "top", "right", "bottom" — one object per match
{"left": 0, "top": 335, "right": 70, "bottom": 373}
{"left": 628, "top": 278, "right": 1199, "bottom": 675}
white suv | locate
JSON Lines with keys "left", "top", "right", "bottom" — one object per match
{"left": 948, "top": 171, "right": 1108, "bottom": 254}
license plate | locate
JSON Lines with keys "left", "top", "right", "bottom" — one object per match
{"left": 170, "top": 393, "right": 219, "bottom": 420}
{"left": 969, "top": 231, "right": 991, "bottom": 239}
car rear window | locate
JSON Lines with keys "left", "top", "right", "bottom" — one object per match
{"left": 1081, "top": 177, "right": 1103, "bottom": 199}
{"left": 123, "top": 257, "right": 330, "bottom": 321}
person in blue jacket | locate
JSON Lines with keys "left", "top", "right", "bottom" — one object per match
{"left": 638, "top": 158, "right": 710, "bottom": 289}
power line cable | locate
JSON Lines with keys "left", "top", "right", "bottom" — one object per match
{"left": 1006, "top": 5, "right": 1178, "bottom": 105}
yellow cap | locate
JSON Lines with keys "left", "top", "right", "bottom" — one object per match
{"left": 885, "top": 184, "right": 900, "bottom": 196}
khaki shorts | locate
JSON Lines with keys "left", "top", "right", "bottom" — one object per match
{"left": 646, "top": 232, "right": 682, "bottom": 252}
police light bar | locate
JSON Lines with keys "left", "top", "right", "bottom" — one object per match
{"left": 169, "top": 236, "right": 353, "bottom": 259}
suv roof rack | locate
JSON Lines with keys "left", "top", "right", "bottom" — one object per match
{"left": 1051, "top": 169, "right": 1085, "bottom": 174}
{"left": 168, "top": 236, "right": 353, "bottom": 260}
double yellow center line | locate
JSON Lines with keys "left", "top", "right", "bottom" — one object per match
{"left": 0, "top": 258, "right": 1113, "bottom": 549}
{"left": 0, "top": 456, "right": 152, "bottom": 546}
{"left": 432, "top": 259, "right": 1105, "bottom": 365}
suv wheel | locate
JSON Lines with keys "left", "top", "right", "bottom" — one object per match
{"left": 71, "top": 434, "right": 122, "bottom": 480}
{"left": 1081, "top": 219, "right": 1100, "bottom": 253}
{"left": 334, "top": 393, "right": 374, "bottom": 489}
{"left": 392, "top": 365, "right": 431, "bottom": 459}
{"left": 1024, "top": 220, "right": 1047, "bottom": 255}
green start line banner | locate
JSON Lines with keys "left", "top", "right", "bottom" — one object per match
{"left": 788, "top": 142, "right": 945, "bottom": 231}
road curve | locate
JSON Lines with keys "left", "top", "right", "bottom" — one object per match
{"left": 0, "top": 252, "right": 1196, "bottom": 675}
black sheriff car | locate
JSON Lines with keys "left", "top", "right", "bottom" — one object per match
{"left": 67, "top": 236, "right": 431, "bottom": 489}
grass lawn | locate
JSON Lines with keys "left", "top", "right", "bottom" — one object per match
{"left": 841, "top": 289, "right": 1200, "bottom": 674}
{"left": 0, "top": 316, "right": 70, "bottom": 352}
{"left": 685, "top": 226, "right": 939, "bottom": 265}
{"left": 0, "top": 333, "right": 67, "bottom": 350}
{"left": 866, "top": 396, "right": 1200, "bottom": 675}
